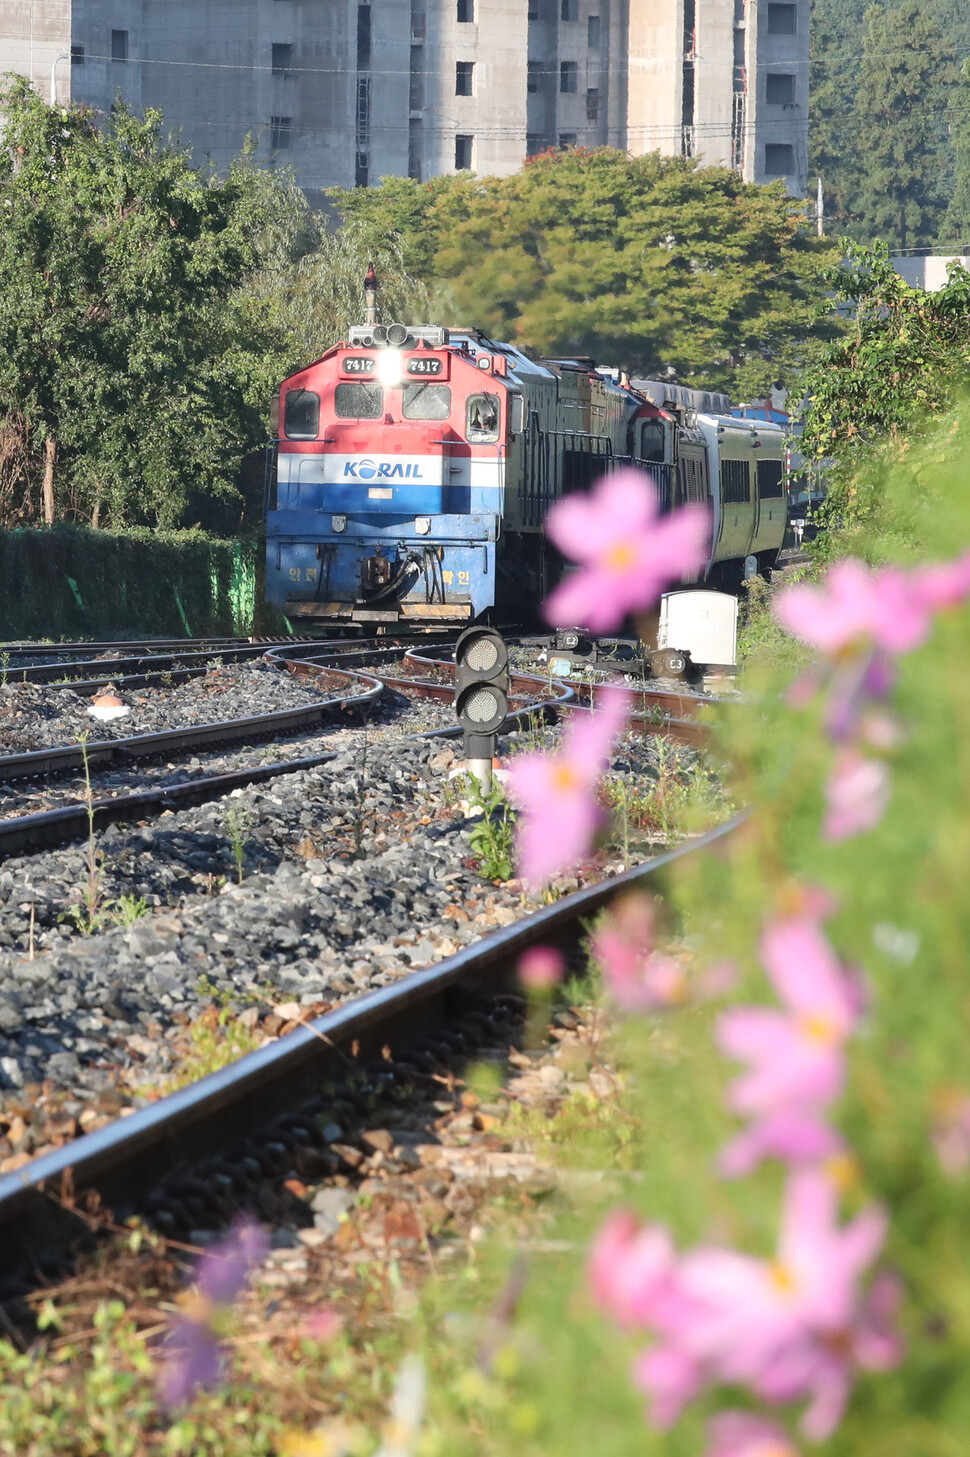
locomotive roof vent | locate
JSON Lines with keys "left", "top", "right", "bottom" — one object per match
{"left": 348, "top": 324, "right": 450, "bottom": 349}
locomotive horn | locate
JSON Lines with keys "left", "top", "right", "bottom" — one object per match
{"left": 363, "top": 262, "right": 378, "bottom": 326}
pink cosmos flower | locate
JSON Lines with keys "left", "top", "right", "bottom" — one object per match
{"left": 304, "top": 1306, "right": 343, "bottom": 1343}
{"left": 824, "top": 748, "right": 891, "bottom": 842}
{"left": 543, "top": 470, "right": 710, "bottom": 633}
{"left": 631, "top": 1171, "right": 890, "bottom": 1436}
{"left": 518, "top": 945, "right": 565, "bottom": 991}
{"left": 910, "top": 550, "right": 970, "bottom": 611}
{"left": 591, "top": 892, "right": 688, "bottom": 1011}
{"left": 774, "top": 559, "right": 933, "bottom": 658}
{"left": 931, "top": 1088, "right": 970, "bottom": 1176}
{"left": 509, "top": 686, "right": 630, "bottom": 885}
{"left": 588, "top": 1209, "right": 677, "bottom": 1331}
{"left": 158, "top": 1218, "right": 268, "bottom": 1409}
{"left": 717, "top": 917, "right": 862, "bottom": 1120}
{"left": 705, "top": 1411, "right": 800, "bottom": 1457}
{"left": 719, "top": 1108, "right": 845, "bottom": 1179}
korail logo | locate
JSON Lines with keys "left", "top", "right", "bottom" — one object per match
{"left": 342, "top": 458, "right": 425, "bottom": 480}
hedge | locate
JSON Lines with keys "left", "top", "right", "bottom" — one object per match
{"left": 0, "top": 526, "right": 268, "bottom": 640}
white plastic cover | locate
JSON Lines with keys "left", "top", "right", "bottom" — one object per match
{"left": 658, "top": 590, "right": 738, "bottom": 668}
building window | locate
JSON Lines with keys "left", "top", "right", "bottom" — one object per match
{"left": 70, "top": 44, "right": 84, "bottom": 65}
{"left": 272, "top": 42, "right": 293, "bottom": 75}
{"left": 455, "top": 134, "right": 474, "bottom": 169}
{"left": 111, "top": 29, "right": 128, "bottom": 62}
{"left": 527, "top": 60, "right": 541, "bottom": 93}
{"left": 561, "top": 0, "right": 578, "bottom": 19}
{"left": 456, "top": 60, "right": 475, "bottom": 96}
{"left": 526, "top": 132, "right": 544, "bottom": 155}
{"left": 587, "top": 14, "right": 601, "bottom": 47}
{"left": 764, "top": 142, "right": 794, "bottom": 175}
{"left": 766, "top": 3, "right": 797, "bottom": 34}
{"left": 457, "top": 0, "right": 475, "bottom": 19}
{"left": 560, "top": 60, "right": 578, "bottom": 93}
{"left": 559, "top": 132, "right": 577, "bottom": 149}
{"left": 357, "top": 4, "right": 371, "bottom": 67}
{"left": 355, "top": 152, "right": 369, "bottom": 187}
{"left": 586, "top": 87, "right": 599, "bottom": 122}
{"left": 766, "top": 72, "right": 795, "bottom": 104}
{"left": 270, "top": 116, "right": 292, "bottom": 149}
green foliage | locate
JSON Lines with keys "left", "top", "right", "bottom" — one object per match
{"left": 466, "top": 778, "right": 516, "bottom": 881}
{"left": 810, "top": 0, "right": 969, "bottom": 247}
{"left": 851, "top": 1, "right": 956, "bottom": 250}
{"left": 0, "top": 78, "right": 291, "bottom": 528}
{"left": 333, "top": 149, "right": 840, "bottom": 397}
{"left": 0, "top": 526, "right": 261, "bottom": 638}
{"left": 223, "top": 804, "right": 255, "bottom": 884}
{"left": 942, "top": 58, "right": 970, "bottom": 246}
{"left": 0, "top": 82, "right": 428, "bottom": 531}
{"left": 799, "top": 242, "right": 970, "bottom": 537}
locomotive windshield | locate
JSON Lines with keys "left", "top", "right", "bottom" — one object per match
{"left": 403, "top": 383, "right": 451, "bottom": 420}
{"left": 466, "top": 392, "right": 500, "bottom": 443}
{"left": 335, "top": 383, "right": 383, "bottom": 419}
{"left": 284, "top": 388, "right": 320, "bottom": 439}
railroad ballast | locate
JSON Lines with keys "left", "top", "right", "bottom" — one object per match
{"left": 265, "top": 298, "right": 788, "bottom": 626}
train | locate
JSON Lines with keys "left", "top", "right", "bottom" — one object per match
{"left": 264, "top": 317, "right": 788, "bottom": 628}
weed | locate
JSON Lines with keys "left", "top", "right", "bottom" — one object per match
{"left": 601, "top": 740, "right": 729, "bottom": 852}
{"left": 66, "top": 731, "right": 111, "bottom": 935}
{"left": 223, "top": 802, "right": 254, "bottom": 883}
{"left": 0, "top": 650, "right": 8, "bottom": 686}
{"left": 465, "top": 778, "right": 516, "bottom": 881}
{"left": 110, "top": 893, "right": 149, "bottom": 928}
{"left": 144, "top": 1004, "right": 264, "bottom": 1097}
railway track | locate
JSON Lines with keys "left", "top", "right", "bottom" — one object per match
{"left": 0, "top": 817, "right": 738, "bottom": 1292}
{"left": 0, "top": 638, "right": 714, "bottom": 859}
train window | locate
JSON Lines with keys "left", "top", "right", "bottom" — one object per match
{"left": 721, "top": 458, "right": 751, "bottom": 504}
{"left": 403, "top": 383, "right": 452, "bottom": 420}
{"left": 284, "top": 388, "right": 320, "bottom": 439}
{"left": 466, "top": 393, "right": 500, "bottom": 443}
{"left": 757, "top": 458, "right": 785, "bottom": 498}
{"left": 334, "top": 383, "right": 383, "bottom": 419}
{"left": 639, "top": 421, "right": 665, "bottom": 463}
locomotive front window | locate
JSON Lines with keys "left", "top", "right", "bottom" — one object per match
{"left": 284, "top": 388, "right": 320, "bottom": 439}
{"left": 466, "top": 392, "right": 500, "bottom": 443}
{"left": 334, "top": 383, "right": 384, "bottom": 419}
{"left": 403, "top": 383, "right": 452, "bottom": 420}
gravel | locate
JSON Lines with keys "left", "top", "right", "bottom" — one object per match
{"left": 0, "top": 721, "right": 681, "bottom": 1162}
{"left": 0, "top": 660, "right": 343, "bottom": 754}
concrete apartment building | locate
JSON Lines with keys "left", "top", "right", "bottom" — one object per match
{"left": 0, "top": 1, "right": 809, "bottom": 204}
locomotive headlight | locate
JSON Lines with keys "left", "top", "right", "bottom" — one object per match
{"left": 377, "top": 348, "right": 404, "bottom": 387}
{"left": 331, "top": 514, "right": 347, "bottom": 532}
{"left": 414, "top": 516, "right": 431, "bottom": 535}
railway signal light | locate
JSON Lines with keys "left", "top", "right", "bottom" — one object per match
{"left": 454, "top": 626, "right": 509, "bottom": 791}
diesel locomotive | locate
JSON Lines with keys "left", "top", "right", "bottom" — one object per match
{"left": 264, "top": 320, "right": 788, "bottom": 626}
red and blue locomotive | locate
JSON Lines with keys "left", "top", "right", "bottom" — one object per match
{"left": 265, "top": 317, "right": 788, "bottom": 626}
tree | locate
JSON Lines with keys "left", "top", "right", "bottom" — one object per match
{"left": 808, "top": 0, "right": 867, "bottom": 236}
{"left": 0, "top": 77, "right": 290, "bottom": 528}
{"left": 941, "top": 57, "right": 970, "bottom": 248}
{"left": 333, "top": 149, "right": 840, "bottom": 399}
{"left": 851, "top": 1, "right": 955, "bottom": 251}
{"left": 799, "top": 240, "right": 970, "bottom": 536}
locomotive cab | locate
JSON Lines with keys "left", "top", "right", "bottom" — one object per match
{"left": 266, "top": 324, "right": 518, "bottom": 623}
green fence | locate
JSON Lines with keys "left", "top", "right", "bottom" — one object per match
{"left": 0, "top": 526, "right": 270, "bottom": 640}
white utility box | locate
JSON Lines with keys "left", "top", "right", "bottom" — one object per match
{"left": 658, "top": 590, "right": 738, "bottom": 670}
